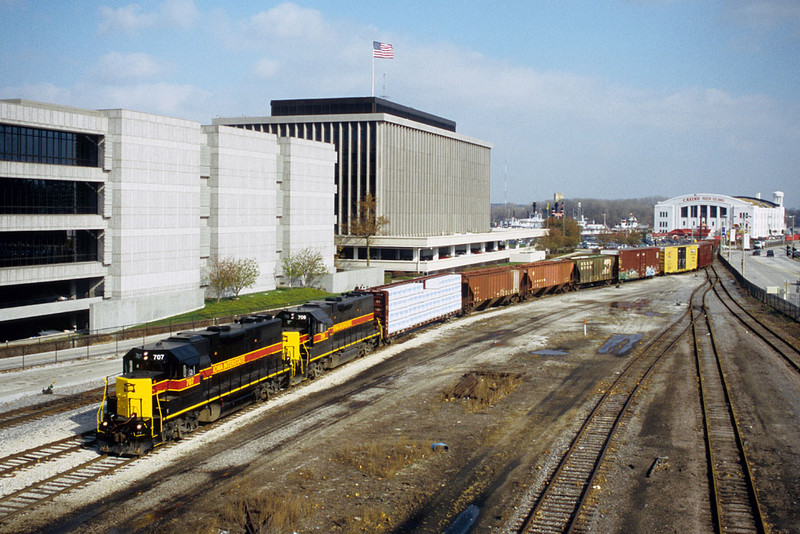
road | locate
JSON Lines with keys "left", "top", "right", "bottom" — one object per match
{"left": 724, "top": 245, "right": 800, "bottom": 303}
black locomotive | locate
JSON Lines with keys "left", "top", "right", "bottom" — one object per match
{"left": 97, "top": 293, "right": 379, "bottom": 455}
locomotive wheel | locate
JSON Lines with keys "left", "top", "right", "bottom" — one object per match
{"left": 256, "top": 383, "right": 269, "bottom": 401}
{"left": 272, "top": 378, "right": 285, "bottom": 394}
{"left": 308, "top": 362, "right": 323, "bottom": 379}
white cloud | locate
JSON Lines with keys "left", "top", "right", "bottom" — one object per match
{"left": 0, "top": 83, "right": 72, "bottom": 105}
{"left": 246, "top": 3, "right": 328, "bottom": 41}
{"left": 98, "top": 4, "right": 156, "bottom": 35}
{"left": 94, "top": 52, "right": 169, "bottom": 83}
{"left": 94, "top": 82, "right": 210, "bottom": 117}
{"left": 254, "top": 58, "right": 280, "bottom": 79}
{"left": 98, "top": 0, "right": 199, "bottom": 35}
{"left": 160, "top": 0, "right": 200, "bottom": 29}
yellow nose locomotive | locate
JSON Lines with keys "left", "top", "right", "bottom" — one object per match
{"left": 97, "top": 314, "right": 284, "bottom": 455}
{"left": 97, "top": 292, "right": 381, "bottom": 455}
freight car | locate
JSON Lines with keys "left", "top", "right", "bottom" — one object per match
{"left": 571, "top": 254, "right": 617, "bottom": 287}
{"left": 461, "top": 265, "right": 523, "bottom": 312}
{"left": 98, "top": 293, "right": 379, "bottom": 455}
{"left": 519, "top": 259, "right": 574, "bottom": 297}
{"left": 661, "top": 244, "right": 699, "bottom": 274}
{"left": 367, "top": 274, "right": 462, "bottom": 337}
{"left": 603, "top": 247, "right": 661, "bottom": 281}
{"left": 696, "top": 241, "right": 715, "bottom": 269}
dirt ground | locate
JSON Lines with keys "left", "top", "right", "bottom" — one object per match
{"left": 10, "top": 268, "right": 800, "bottom": 534}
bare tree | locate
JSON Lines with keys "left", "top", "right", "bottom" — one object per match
{"left": 282, "top": 248, "right": 328, "bottom": 287}
{"left": 348, "top": 193, "right": 389, "bottom": 267}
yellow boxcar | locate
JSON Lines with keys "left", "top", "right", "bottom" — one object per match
{"left": 661, "top": 244, "right": 699, "bottom": 273}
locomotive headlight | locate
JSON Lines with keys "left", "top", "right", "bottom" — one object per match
{"left": 136, "top": 423, "right": 143, "bottom": 430}
{"left": 102, "top": 421, "right": 108, "bottom": 427}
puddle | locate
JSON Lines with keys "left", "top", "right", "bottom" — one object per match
{"left": 444, "top": 504, "right": 480, "bottom": 534}
{"left": 531, "top": 349, "right": 568, "bottom": 356}
{"left": 598, "top": 334, "right": 642, "bottom": 356}
{"left": 610, "top": 299, "right": 650, "bottom": 310}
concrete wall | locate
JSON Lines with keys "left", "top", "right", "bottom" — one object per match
{"left": 101, "top": 109, "right": 205, "bottom": 327}
{"left": 278, "top": 136, "right": 337, "bottom": 284}
{"left": 321, "top": 267, "right": 384, "bottom": 293}
{"left": 204, "top": 125, "right": 280, "bottom": 293}
{"left": 378, "top": 121, "right": 490, "bottom": 236}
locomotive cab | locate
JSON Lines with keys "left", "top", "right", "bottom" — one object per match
{"left": 98, "top": 338, "right": 208, "bottom": 455}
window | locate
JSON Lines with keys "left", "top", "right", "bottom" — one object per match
{"left": 710, "top": 205, "right": 717, "bottom": 218}
{"left": 0, "top": 179, "right": 101, "bottom": 214}
{"left": 691, "top": 205, "right": 698, "bottom": 218}
{"left": 0, "top": 230, "right": 100, "bottom": 267}
{"left": 0, "top": 124, "right": 101, "bottom": 167}
{"left": 681, "top": 206, "right": 688, "bottom": 217}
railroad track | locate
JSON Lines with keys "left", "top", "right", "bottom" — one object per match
{"left": 0, "top": 453, "right": 137, "bottom": 523}
{"left": 710, "top": 263, "right": 800, "bottom": 373}
{"left": 0, "top": 387, "right": 104, "bottom": 431}
{"left": 0, "top": 434, "right": 95, "bottom": 478}
{"left": 513, "top": 281, "right": 704, "bottom": 533}
{"left": 693, "top": 268, "right": 766, "bottom": 533}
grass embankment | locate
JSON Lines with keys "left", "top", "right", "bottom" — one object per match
{"left": 146, "top": 287, "right": 333, "bottom": 327}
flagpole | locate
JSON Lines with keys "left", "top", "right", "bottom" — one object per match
{"left": 371, "top": 54, "right": 375, "bottom": 97}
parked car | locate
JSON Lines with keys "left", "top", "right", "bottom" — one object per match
{"left": 752, "top": 249, "right": 761, "bottom": 256}
{"left": 766, "top": 249, "right": 774, "bottom": 257}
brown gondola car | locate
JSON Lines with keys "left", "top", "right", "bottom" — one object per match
{"left": 697, "top": 241, "right": 715, "bottom": 268}
{"left": 461, "top": 265, "right": 522, "bottom": 312}
{"left": 571, "top": 254, "right": 617, "bottom": 286}
{"left": 615, "top": 247, "right": 661, "bottom": 281}
{"left": 519, "top": 259, "right": 574, "bottom": 297}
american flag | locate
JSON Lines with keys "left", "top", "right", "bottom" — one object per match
{"left": 373, "top": 41, "right": 394, "bottom": 59}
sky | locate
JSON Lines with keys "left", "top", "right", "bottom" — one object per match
{"left": 1, "top": 1, "right": 799, "bottom": 207}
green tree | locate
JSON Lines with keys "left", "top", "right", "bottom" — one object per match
{"left": 282, "top": 248, "right": 329, "bottom": 288}
{"left": 348, "top": 193, "right": 389, "bottom": 267}
{"left": 207, "top": 256, "right": 236, "bottom": 303}
{"left": 229, "top": 257, "right": 260, "bottom": 298}
{"left": 542, "top": 217, "right": 581, "bottom": 253}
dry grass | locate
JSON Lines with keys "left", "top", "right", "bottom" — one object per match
{"left": 441, "top": 371, "right": 522, "bottom": 412}
{"left": 215, "top": 484, "right": 313, "bottom": 533}
{"left": 335, "top": 438, "right": 433, "bottom": 479}
{"left": 340, "top": 504, "right": 393, "bottom": 534}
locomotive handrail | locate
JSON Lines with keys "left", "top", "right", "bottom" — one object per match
{"left": 96, "top": 376, "right": 108, "bottom": 428}
{"left": 155, "top": 388, "right": 164, "bottom": 439}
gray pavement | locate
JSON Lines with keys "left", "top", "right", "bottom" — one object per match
{"left": 723, "top": 245, "right": 800, "bottom": 305}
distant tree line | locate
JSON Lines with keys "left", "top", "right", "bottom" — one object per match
{"left": 492, "top": 196, "right": 666, "bottom": 228}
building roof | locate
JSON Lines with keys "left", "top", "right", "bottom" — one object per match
{"left": 270, "top": 96, "right": 457, "bottom": 132}
{"left": 734, "top": 196, "right": 779, "bottom": 208}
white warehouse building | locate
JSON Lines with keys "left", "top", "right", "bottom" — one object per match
{"left": 653, "top": 192, "right": 786, "bottom": 239}
{"left": 0, "top": 99, "right": 336, "bottom": 339}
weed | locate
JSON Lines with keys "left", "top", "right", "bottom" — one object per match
{"left": 336, "top": 438, "right": 432, "bottom": 478}
{"left": 216, "top": 485, "right": 313, "bottom": 533}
